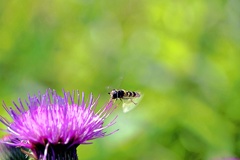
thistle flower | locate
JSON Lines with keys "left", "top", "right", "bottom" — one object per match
{"left": 0, "top": 89, "right": 118, "bottom": 160}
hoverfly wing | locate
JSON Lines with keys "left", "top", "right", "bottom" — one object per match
{"left": 122, "top": 93, "right": 143, "bottom": 113}
{"left": 122, "top": 100, "right": 137, "bottom": 113}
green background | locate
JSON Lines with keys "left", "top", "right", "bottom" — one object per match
{"left": 0, "top": 0, "right": 240, "bottom": 160}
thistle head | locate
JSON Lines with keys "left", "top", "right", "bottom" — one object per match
{"left": 0, "top": 89, "right": 118, "bottom": 160}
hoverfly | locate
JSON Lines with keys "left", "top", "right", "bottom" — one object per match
{"left": 108, "top": 89, "right": 143, "bottom": 113}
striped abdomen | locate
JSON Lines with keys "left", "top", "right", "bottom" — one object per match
{"left": 124, "top": 91, "right": 140, "bottom": 98}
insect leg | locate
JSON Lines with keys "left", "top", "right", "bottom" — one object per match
{"left": 130, "top": 99, "right": 137, "bottom": 105}
{"left": 122, "top": 98, "right": 137, "bottom": 105}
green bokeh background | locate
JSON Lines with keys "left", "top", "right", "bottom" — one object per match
{"left": 0, "top": 0, "right": 240, "bottom": 160}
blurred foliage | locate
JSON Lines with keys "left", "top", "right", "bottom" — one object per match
{"left": 0, "top": 0, "right": 240, "bottom": 159}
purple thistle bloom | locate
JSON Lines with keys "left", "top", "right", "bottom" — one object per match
{"left": 0, "top": 89, "right": 118, "bottom": 160}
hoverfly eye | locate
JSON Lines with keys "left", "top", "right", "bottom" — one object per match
{"left": 112, "top": 92, "right": 118, "bottom": 99}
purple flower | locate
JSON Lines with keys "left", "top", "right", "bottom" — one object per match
{"left": 0, "top": 89, "right": 118, "bottom": 160}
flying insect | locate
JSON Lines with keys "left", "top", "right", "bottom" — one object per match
{"left": 108, "top": 89, "right": 143, "bottom": 113}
